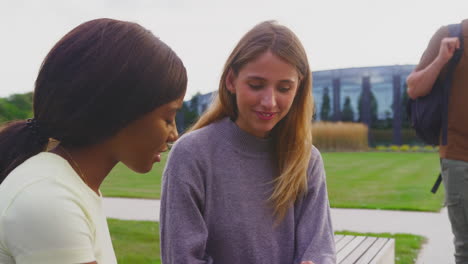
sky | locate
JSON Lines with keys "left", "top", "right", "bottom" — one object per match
{"left": 1, "top": 0, "right": 467, "bottom": 99}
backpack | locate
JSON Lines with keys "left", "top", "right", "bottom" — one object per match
{"left": 407, "top": 23, "right": 464, "bottom": 146}
{"left": 406, "top": 23, "right": 464, "bottom": 193}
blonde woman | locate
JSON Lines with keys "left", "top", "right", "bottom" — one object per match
{"left": 160, "top": 21, "right": 335, "bottom": 264}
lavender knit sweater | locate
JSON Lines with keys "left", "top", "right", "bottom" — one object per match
{"left": 160, "top": 118, "right": 336, "bottom": 264}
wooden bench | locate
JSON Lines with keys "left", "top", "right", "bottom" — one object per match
{"left": 335, "top": 235, "right": 395, "bottom": 264}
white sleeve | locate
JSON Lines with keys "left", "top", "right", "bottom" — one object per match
{"left": 1, "top": 183, "right": 96, "bottom": 264}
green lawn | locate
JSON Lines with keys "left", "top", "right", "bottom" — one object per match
{"left": 324, "top": 152, "right": 444, "bottom": 211}
{"left": 335, "top": 230, "right": 425, "bottom": 264}
{"left": 102, "top": 152, "right": 444, "bottom": 211}
{"left": 109, "top": 219, "right": 160, "bottom": 264}
{"left": 101, "top": 153, "right": 167, "bottom": 199}
{"left": 108, "top": 219, "right": 424, "bottom": 264}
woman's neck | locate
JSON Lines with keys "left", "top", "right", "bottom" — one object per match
{"left": 50, "top": 143, "right": 118, "bottom": 195}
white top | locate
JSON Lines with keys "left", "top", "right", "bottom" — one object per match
{"left": 0, "top": 152, "right": 117, "bottom": 264}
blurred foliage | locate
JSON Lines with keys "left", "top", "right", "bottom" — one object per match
{"left": 0, "top": 92, "right": 33, "bottom": 124}
{"left": 371, "top": 128, "right": 422, "bottom": 146}
{"left": 358, "top": 90, "right": 378, "bottom": 125}
{"left": 320, "top": 87, "right": 331, "bottom": 121}
{"left": 341, "top": 96, "right": 354, "bottom": 122}
{"left": 374, "top": 144, "right": 438, "bottom": 152}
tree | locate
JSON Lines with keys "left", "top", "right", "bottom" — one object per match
{"left": 176, "top": 93, "right": 202, "bottom": 133}
{"left": 341, "top": 96, "right": 354, "bottom": 122}
{"left": 383, "top": 110, "right": 393, "bottom": 129}
{"left": 175, "top": 101, "right": 197, "bottom": 132}
{"left": 0, "top": 92, "right": 33, "bottom": 124}
{"left": 188, "top": 92, "right": 202, "bottom": 114}
{"left": 8, "top": 93, "right": 33, "bottom": 113}
{"left": 320, "top": 87, "right": 331, "bottom": 121}
{"left": 312, "top": 101, "right": 317, "bottom": 121}
{"left": 401, "top": 83, "right": 410, "bottom": 128}
{"left": 358, "top": 91, "right": 378, "bottom": 125}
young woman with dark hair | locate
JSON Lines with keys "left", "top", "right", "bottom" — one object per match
{"left": 0, "top": 18, "right": 187, "bottom": 263}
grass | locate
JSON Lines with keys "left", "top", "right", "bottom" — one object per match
{"left": 100, "top": 153, "right": 167, "bottom": 199}
{"left": 323, "top": 152, "right": 444, "bottom": 211}
{"left": 109, "top": 218, "right": 160, "bottom": 264}
{"left": 108, "top": 219, "right": 425, "bottom": 264}
{"left": 335, "top": 230, "right": 425, "bottom": 264}
{"left": 101, "top": 152, "right": 444, "bottom": 211}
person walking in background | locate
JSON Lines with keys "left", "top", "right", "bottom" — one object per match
{"left": 407, "top": 20, "right": 468, "bottom": 263}
{"left": 160, "top": 20, "right": 335, "bottom": 264}
{"left": 0, "top": 18, "right": 187, "bottom": 264}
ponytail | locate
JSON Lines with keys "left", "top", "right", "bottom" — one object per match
{"left": 0, "top": 119, "right": 49, "bottom": 184}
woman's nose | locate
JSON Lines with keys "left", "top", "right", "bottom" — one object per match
{"left": 260, "top": 87, "right": 277, "bottom": 108}
{"left": 168, "top": 126, "right": 179, "bottom": 143}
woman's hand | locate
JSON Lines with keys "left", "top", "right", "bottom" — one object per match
{"left": 436, "top": 37, "right": 460, "bottom": 64}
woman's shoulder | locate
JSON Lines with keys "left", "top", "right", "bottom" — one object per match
{"left": 1, "top": 153, "right": 61, "bottom": 196}
{"left": 0, "top": 170, "right": 97, "bottom": 263}
{"left": 306, "top": 146, "right": 326, "bottom": 183}
{"left": 1, "top": 153, "right": 93, "bottom": 215}
{"left": 309, "top": 145, "right": 323, "bottom": 166}
{"left": 0, "top": 176, "right": 88, "bottom": 237}
{"left": 171, "top": 119, "right": 226, "bottom": 154}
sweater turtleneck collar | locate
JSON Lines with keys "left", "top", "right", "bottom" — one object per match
{"left": 217, "top": 117, "right": 273, "bottom": 155}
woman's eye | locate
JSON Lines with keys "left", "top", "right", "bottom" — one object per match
{"left": 278, "top": 87, "right": 291, "bottom": 93}
{"left": 248, "top": 84, "right": 263, "bottom": 90}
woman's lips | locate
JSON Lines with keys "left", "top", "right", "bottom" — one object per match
{"left": 255, "top": 111, "right": 276, "bottom": 120}
{"left": 154, "top": 146, "right": 170, "bottom": 163}
{"left": 153, "top": 153, "right": 162, "bottom": 162}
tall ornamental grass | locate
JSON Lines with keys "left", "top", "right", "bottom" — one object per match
{"left": 312, "top": 122, "right": 368, "bottom": 151}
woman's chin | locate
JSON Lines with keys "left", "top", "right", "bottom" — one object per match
{"left": 127, "top": 162, "right": 153, "bottom": 174}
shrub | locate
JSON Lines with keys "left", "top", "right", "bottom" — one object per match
{"left": 370, "top": 128, "right": 422, "bottom": 146}
{"left": 376, "top": 145, "right": 388, "bottom": 151}
{"left": 374, "top": 144, "right": 437, "bottom": 152}
{"left": 389, "top": 145, "right": 400, "bottom": 152}
{"left": 410, "top": 146, "right": 421, "bottom": 152}
{"left": 424, "top": 145, "right": 436, "bottom": 152}
{"left": 400, "top": 144, "right": 410, "bottom": 152}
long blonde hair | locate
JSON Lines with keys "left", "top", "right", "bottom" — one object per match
{"left": 189, "top": 21, "right": 313, "bottom": 220}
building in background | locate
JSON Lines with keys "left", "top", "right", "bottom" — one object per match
{"left": 180, "top": 64, "right": 417, "bottom": 145}
{"left": 313, "top": 65, "right": 414, "bottom": 122}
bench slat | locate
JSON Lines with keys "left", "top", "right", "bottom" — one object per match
{"left": 335, "top": 234, "right": 345, "bottom": 243}
{"left": 371, "top": 239, "right": 395, "bottom": 264}
{"left": 354, "top": 238, "right": 389, "bottom": 264}
{"left": 337, "top": 235, "right": 366, "bottom": 263}
{"left": 339, "top": 236, "right": 378, "bottom": 264}
{"left": 336, "top": 235, "right": 355, "bottom": 252}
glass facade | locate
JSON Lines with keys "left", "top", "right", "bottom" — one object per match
{"left": 313, "top": 65, "right": 415, "bottom": 121}
{"left": 180, "top": 64, "right": 419, "bottom": 145}
{"left": 190, "top": 64, "right": 415, "bottom": 124}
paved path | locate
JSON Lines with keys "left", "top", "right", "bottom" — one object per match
{"left": 102, "top": 197, "right": 454, "bottom": 264}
